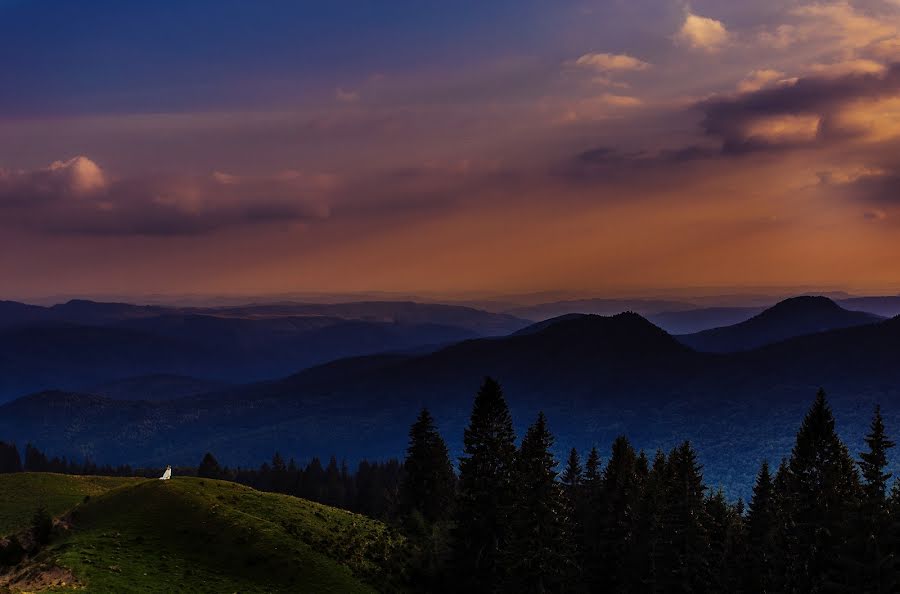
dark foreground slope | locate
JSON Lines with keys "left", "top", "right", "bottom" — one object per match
{"left": 3, "top": 312, "right": 900, "bottom": 498}
{"left": 0, "top": 474, "right": 408, "bottom": 593}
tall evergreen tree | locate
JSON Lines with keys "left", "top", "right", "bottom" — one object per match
{"left": 560, "top": 447, "right": 585, "bottom": 590}
{"left": 400, "top": 408, "right": 456, "bottom": 524}
{"left": 705, "top": 488, "right": 742, "bottom": 592}
{"left": 858, "top": 405, "right": 896, "bottom": 593}
{"left": 860, "top": 405, "right": 894, "bottom": 512}
{"left": 0, "top": 442, "right": 22, "bottom": 474}
{"left": 658, "top": 441, "right": 709, "bottom": 593}
{"left": 634, "top": 449, "right": 668, "bottom": 591}
{"left": 746, "top": 461, "right": 777, "bottom": 593}
{"left": 23, "top": 443, "right": 48, "bottom": 472}
{"left": 580, "top": 445, "right": 604, "bottom": 591}
{"left": 503, "top": 413, "right": 567, "bottom": 593}
{"left": 561, "top": 447, "right": 583, "bottom": 509}
{"left": 197, "top": 452, "right": 221, "bottom": 479}
{"left": 453, "top": 377, "right": 517, "bottom": 593}
{"left": 598, "top": 435, "right": 639, "bottom": 593}
{"left": 784, "top": 389, "right": 862, "bottom": 592}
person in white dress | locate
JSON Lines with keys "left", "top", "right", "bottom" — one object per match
{"left": 159, "top": 465, "right": 172, "bottom": 480}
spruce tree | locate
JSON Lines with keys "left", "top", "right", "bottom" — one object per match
{"left": 860, "top": 405, "right": 894, "bottom": 512}
{"left": 560, "top": 447, "right": 584, "bottom": 586}
{"left": 634, "top": 449, "right": 667, "bottom": 590}
{"left": 561, "top": 448, "right": 583, "bottom": 508}
{"left": 453, "top": 377, "right": 517, "bottom": 593}
{"left": 658, "top": 441, "right": 709, "bottom": 593}
{"left": 581, "top": 446, "right": 604, "bottom": 591}
{"left": 24, "top": 443, "right": 48, "bottom": 472}
{"left": 598, "top": 435, "right": 639, "bottom": 593}
{"left": 503, "top": 413, "right": 567, "bottom": 593}
{"left": 784, "top": 389, "right": 861, "bottom": 592}
{"left": 858, "top": 405, "right": 895, "bottom": 593}
{"left": 705, "top": 488, "right": 740, "bottom": 592}
{"left": 197, "top": 452, "right": 221, "bottom": 479}
{"left": 0, "top": 442, "right": 22, "bottom": 474}
{"left": 400, "top": 408, "right": 456, "bottom": 524}
{"left": 746, "top": 461, "right": 777, "bottom": 592}
{"left": 584, "top": 447, "right": 601, "bottom": 485}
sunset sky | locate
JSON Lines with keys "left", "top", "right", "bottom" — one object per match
{"left": 3, "top": 0, "right": 900, "bottom": 300}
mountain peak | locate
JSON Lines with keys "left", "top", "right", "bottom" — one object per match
{"left": 679, "top": 294, "right": 883, "bottom": 352}
{"left": 766, "top": 295, "right": 842, "bottom": 314}
{"left": 512, "top": 310, "right": 686, "bottom": 357}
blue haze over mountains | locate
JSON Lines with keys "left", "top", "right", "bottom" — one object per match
{"left": 1, "top": 294, "right": 900, "bottom": 498}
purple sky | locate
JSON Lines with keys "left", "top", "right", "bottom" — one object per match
{"left": 3, "top": 0, "right": 900, "bottom": 299}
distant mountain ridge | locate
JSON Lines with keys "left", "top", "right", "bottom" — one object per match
{"left": 677, "top": 296, "right": 884, "bottom": 352}
{"left": 0, "top": 299, "right": 530, "bottom": 402}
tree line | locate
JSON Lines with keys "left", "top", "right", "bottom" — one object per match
{"left": 5, "top": 377, "right": 900, "bottom": 591}
{"left": 394, "top": 378, "right": 900, "bottom": 593}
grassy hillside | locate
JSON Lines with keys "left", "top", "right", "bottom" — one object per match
{"left": 0, "top": 474, "right": 139, "bottom": 536}
{"left": 0, "top": 475, "right": 409, "bottom": 593}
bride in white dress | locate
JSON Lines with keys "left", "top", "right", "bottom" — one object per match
{"left": 159, "top": 465, "right": 172, "bottom": 480}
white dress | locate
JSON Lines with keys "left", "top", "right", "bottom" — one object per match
{"left": 159, "top": 467, "right": 172, "bottom": 480}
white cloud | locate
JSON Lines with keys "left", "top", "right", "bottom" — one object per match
{"left": 737, "top": 69, "right": 786, "bottom": 93}
{"left": 573, "top": 52, "right": 651, "bottom": 72}
{"left": 677, "top": 13, "right": 730, "bottom": 51}
{"left": 48, "top": 156, "right": 107, "bottom": 195}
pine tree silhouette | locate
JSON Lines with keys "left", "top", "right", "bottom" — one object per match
{"left": 400, "top": 408, "right": 456, "bottom": 524}
{"left": 598, "top": 435, "right": 639, "bottom": 593}
{"left": 746, "top": 461, "right": 777, "bottom": 592}
{"left": 560, "top": 447, "right": 585, "bottom": 587}
{"left": 858, "top": 405, "right": 896, "bottom": 593}
{"left": 581, "top": 445, "right": 604, "bottom": 590}
{"left": 503, "top": 412, "right": 568, "bottom": 593}
{"left": 784, "top": 389, "right": 861, "bottom": 591}
{"left": 658, "top": 441, "right": 709, "bottom": 592}
{"left": 197, "top": 452, "right": 221, "bottom": 479}
{"left": 453, "top": 377, "right": 517, "bottom": 593}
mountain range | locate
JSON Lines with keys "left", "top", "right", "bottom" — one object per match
{"left": 1, "top": 295, "right": 898, "bottom": 499}
{"left": 0, "top": 300, "right": 529, "bottom": 402}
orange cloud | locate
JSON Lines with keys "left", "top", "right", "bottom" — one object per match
{"left": 677, "top": 13, "right": 730, "bottom": 51}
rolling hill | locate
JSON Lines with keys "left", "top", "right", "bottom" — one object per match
{"left": 88, "top": 375, "right": 231, "bottom": 402}
{"left": 677, "top": 296, "right": 884, "bottom": 352}
{"left": 0, "top": 474, "right": 409, "bottom": 593}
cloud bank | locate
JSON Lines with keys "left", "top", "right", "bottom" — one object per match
{"left": 0, "top": 157, "right": 333, "bottom": 235}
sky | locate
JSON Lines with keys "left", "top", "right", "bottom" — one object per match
{"left": 3, "top": 0, "right": 900, "bottom": 300}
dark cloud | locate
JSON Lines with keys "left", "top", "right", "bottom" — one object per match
{"left": 839, "top": 172, "right": 900, "bottom": 204}
{"left": 697, "top": 64, "right": 900, "bottom": 153}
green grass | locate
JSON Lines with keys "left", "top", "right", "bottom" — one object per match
{"left": 0, "top": 474, "right": 410, "bottom": 593}
{"left": 0, "top": 473, "right": 139, "bottom": 536}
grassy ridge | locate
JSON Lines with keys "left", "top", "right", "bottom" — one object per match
{"left": 0, "top": 474, "right": 139, "bottom": 536}
{"left": 0, "top": 475, "right": 410, "bottom": 593}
